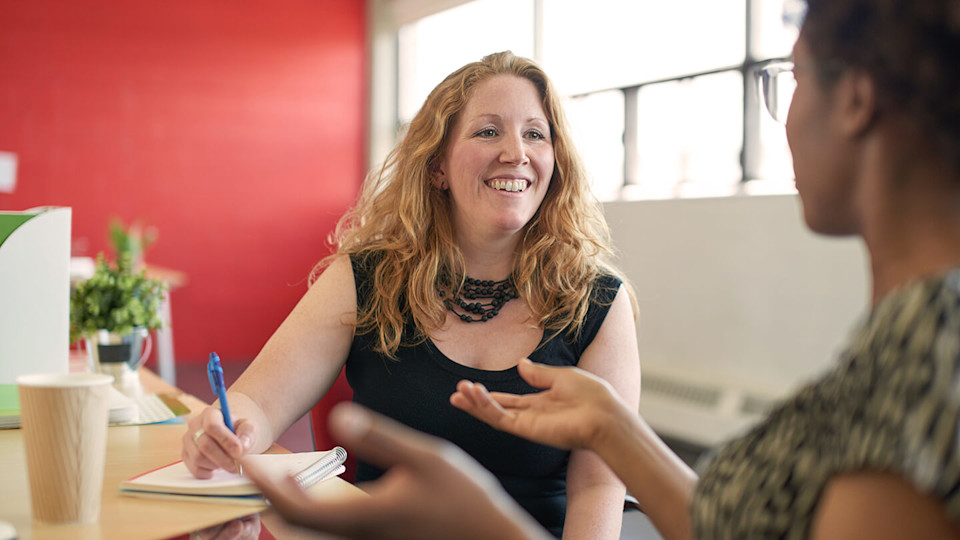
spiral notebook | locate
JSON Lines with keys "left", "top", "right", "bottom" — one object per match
{"left": 119, "top": 447, "right": 347, "bottom": 505}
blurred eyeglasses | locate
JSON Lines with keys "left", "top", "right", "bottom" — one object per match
{"left": 758, "top": 61, "right": 796, "bottom": 125}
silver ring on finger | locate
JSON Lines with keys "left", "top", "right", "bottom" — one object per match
{"left": 193, "top": 428, "right": 206, "bottom": 443}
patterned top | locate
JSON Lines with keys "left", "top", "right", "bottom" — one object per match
{"left": 345, "top": 253, "right": 623, "bottom": 538}
{"left": 692, "top": 270, "right": 960, "bottom": 539}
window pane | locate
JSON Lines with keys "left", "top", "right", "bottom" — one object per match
{"left": 397, "top": 0, "right": 535, "bottom": 122}
{"left": 752, "top": 0, "right": 803, "bottom": 59}
{"left": 541, "top": 0, "right": 746, "bottom": 95}
{"left": 564, "top": 91, "right": 625, "bottom": 201}
{"left": 626, "top": 71, "right": 743, "bottom": 199}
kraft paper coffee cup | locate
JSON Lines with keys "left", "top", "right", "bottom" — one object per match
{"left": 17, "top": 372, "right": 113, "bottom": 524}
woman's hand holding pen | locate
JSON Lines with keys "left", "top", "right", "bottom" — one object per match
{"left": 450, "top": 358, "right": 630, "bottom": 452}
{"left": 182, "top": 405, "right": 257, "bottom": 478}
{"left": 182, "top": 351, "right": 259, "bottom": 479}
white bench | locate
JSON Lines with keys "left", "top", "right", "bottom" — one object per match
{"left": 604, "top": 194, "right": 868, "bottom": 447}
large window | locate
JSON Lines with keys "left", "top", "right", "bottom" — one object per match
{"left": 395, "top": 0, "right": 803, "bottom": 200}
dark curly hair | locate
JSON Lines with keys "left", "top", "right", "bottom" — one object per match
{"left": 802, "top": 0, "right": 960, "bottom": 171}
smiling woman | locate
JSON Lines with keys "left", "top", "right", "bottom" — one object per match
{"left": 438, "top": 74, "right": 555, "bottom": 240}
{"left": 180, "top": 51, "right": 641, "bottom": 540}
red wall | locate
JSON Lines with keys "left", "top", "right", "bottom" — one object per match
{"left": 0, "top": 1, "right": 367, "bottom": 364}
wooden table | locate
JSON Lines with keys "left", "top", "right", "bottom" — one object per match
{"left": 0, "top": 369, "right": 363, "bottom": 540}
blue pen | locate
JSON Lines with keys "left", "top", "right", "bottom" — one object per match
{"left": 207, "top": 352, "right": 235, "bottom": 433}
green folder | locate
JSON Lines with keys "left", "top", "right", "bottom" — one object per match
{"left": 0, "top": 385, "right": 20, "bottom": 428}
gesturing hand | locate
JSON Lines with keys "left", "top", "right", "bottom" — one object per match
{"left": 450, "top": 358, "right": 627, "bottom": 451}
{"left": 242, "top": 402, "right": 550, "bottom": 540}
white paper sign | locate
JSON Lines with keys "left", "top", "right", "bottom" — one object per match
{"left": 0, "top": 207, "right": 71, "bottom": 383}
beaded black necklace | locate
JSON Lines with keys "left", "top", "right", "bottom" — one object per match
{"left": 442, "top": 276, "right": 518, "bottom": 322}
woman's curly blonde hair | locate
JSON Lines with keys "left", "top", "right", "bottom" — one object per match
{"left": 316, "top": 51, "right": 633, "bottom": 358}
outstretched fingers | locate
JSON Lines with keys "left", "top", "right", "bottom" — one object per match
{"left": 450, "top": 380, "right": 541, "bottom": 439}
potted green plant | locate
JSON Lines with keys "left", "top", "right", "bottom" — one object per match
{"left": 71, "top": 252, "right": 167, "bottom": 376}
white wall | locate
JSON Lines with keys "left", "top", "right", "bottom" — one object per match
{"left": 604, "top": 194, "right": 869, "bottom": 442}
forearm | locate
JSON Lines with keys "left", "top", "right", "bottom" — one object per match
{"left": 218, "top": 255, "right": 356, "bottom": 454}
{"left": 227, "top": 340, "right": 343, "bottom": 451}
{"left": 490, "top": 503, "right": 555, "bottom": 540}
{"left": 594, "top": 406, "right": 698, "bottom": 540}
{"left": 562, "top": 450, "right": 627, "bottom": 539}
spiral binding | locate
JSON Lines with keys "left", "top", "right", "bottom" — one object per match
{"left": 293, "top": 446, "right": 348, "bottom": 488}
